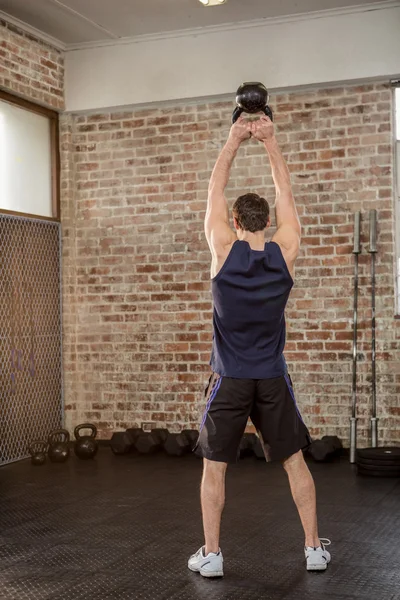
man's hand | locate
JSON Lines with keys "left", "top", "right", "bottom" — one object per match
{"left": 228, "top": 116, "right": 251, "bottom": 146}
{"left": 251, "top": 116, "right": 275, "bottom": 143}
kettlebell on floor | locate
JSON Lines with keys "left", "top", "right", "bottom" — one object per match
{"left": 29, "top": 441, "right": 48, "bottom": 466}
{"left": 48, "top": 429, "right": 70, "bottom": 463}
{"left": 74, "top": 423, "right": 98, "bottom": 460}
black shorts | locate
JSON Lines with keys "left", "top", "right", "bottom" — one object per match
{"left": 195, "top": 373, "right": 311, "bottom": 463}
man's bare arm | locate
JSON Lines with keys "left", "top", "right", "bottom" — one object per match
{"left": 205, "top": 117, "right": 250, "bottom": 252}
{"left": 265, "top": 139, "right": 300, "bottom": 233}
{"left": 252, "top": 117, "right": 300, "bottom": 270}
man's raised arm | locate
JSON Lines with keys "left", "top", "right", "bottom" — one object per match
{"left": 252, "top": 117, "right": 301, "bottom": 272}
{"left": 205, "top": 117, "right": 251, "bottom": 252}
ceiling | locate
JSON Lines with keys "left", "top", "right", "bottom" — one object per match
{"left": 0, "top": 0, "right": 392, "bottom": 46}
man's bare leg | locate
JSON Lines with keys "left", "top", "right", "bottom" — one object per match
{"left": 201, "top": 459, "right": 227, "bottom": 554}
{"left": 283, "top": 450, "right": 319, "bottom": 548}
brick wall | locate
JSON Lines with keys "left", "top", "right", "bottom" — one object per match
{"left": 0, "top": 19, "right": 64, "bottom": 110}
{"left": 61, "top": 82, "right": 400, "bottom": 446}
{"left": 60, "top": 114, "right": 78, "bottom": 428}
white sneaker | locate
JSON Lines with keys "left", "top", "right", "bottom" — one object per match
{"left": 188, "top": 546, "right": 224, "bottom": 578}
{"left": 305, "top": 538, "right": 331, "bottom": 571}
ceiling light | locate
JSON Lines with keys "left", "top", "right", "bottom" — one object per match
{"left": 199, "top": 0, "right": 227, "bottom": 6}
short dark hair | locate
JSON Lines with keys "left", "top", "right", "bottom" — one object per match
{"left": 232, "top": 193, "right": 270, "bottom": 233}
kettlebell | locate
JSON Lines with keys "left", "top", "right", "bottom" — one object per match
{"left": 48, "top": 429, "right": 70, "bottom": 463}
{"left": 232, "top": 82, "right": 273, "bottom": 124}
{"left": 74, "top": 423, "right": 98, "bottom": 460}
{"left": 29, "top": 441, "right": 48, "bottom": 466}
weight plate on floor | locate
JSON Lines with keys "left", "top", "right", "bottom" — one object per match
{"left": 357, "top": 457, "right": 400, "bottom": 467}
{"left": 357, "top": 447, "right": 400, "bottom": 461}
{"left": 357, "top": 465, "right": 400, "bottom": 478}
{"left": 356, "top": 461, "right": 400, "bottom": 472}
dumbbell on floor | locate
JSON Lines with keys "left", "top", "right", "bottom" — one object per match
{"left": 239, "top": 433, "right": 257, "bottom": 458}
{"left": 135, "top": 428, "right": 168, "bottom": 454}
{"left": 164, "top": 432, "right": 190, "bottom": 456}
{"left": 308, "top": 435, "right": 342, "bottom": 462}
{"left": 111, "top": 427, "right": 200, "bottom": 457}
{"left": 164, "top": 430, "right": 199, "bottom": 456}
{"left": 182, "top": 429, "right": 199, "bottom": 449}
{"left": 253, "top": 435, "right": 266, "bottom": 459}
{"left": 110, "top": 428, "right": 141, "bottom": 455}
{"left": 127, "top": 428, "right": 142, "bottom": 444}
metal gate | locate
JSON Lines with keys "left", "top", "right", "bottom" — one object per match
{"left": 0, "top": 214, "right": 63, "bottom": 465}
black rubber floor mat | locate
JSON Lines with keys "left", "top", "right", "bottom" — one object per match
{"left": 0, "top": 451, "right": 400, "bottom": 600}
{"left": 357, "top": 465, "right": 400, "bottom": 478}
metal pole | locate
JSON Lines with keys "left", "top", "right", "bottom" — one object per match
{"left": 369, "top": 209, "right": 378, "bottom": 448}
{"left": 350, "top": 211, "right": 361, "bottom": 464}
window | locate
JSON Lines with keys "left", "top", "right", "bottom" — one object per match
{"left": 396, "top": 87, "right": 400, "bottom": 313}
{"left": 0, "top": 91, "right": 59, "bottom": 220}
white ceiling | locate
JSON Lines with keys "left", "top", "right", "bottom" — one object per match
{"left": 0, "top": 0, "right": 392, "bottom": 46}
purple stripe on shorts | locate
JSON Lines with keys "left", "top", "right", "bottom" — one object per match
{"left": 284, "top": 373, "right": 305, "bottom": 424}
{"left": 199, "top": 376, "right": 222, "bottom": 432}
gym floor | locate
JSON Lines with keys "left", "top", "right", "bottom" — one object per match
{"left": 1, "top": 451, "right": 399, "bottom": 600}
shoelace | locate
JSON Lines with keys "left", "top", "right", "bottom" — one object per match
{"left": 306, "top": 538, "right": 331, "bottom": 551}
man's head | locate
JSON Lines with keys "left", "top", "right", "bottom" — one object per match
{"left": 232, "top": 193, "right": 270, "bottom": 233}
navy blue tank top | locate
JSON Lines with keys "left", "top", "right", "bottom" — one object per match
{"left": 210, "top": 240, "right": 293, "bottom": 379}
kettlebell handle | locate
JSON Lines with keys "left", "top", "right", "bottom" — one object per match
{"left": 48, "top": 429, "right": 70, "bottom": 444}
{"left": 74, "top": 423, "right": 97, "bottom": 439}
{"left": 232, "top": 105, "right": 273, "bottom": 124}
{"left": 29, "top": 441, "right": 48, "bottom": 455}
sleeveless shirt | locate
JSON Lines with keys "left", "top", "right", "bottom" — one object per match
{"left": 210, "top": 240, "right": 293, "bottom": 379}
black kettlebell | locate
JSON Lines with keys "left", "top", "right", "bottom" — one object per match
{"left": 29, "top": 441, "right": 48, "bottom": 466}
{"left": 232, "top": 82, "right": 273, "bottom": 124}
{"left": 74, "top": 423, "right": 98, "bottom": 460}
{"left": 48, "top": 429, "right": 70, "bottom": 463}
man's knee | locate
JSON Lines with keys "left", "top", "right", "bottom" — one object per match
{"left": 203, "top": 458, "right": 228, "bottom": 479}
{"left": 282, "top": 449, "right": 305, "bottom": 473}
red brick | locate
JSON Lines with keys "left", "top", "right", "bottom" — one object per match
{"left": 0, "top": 22, "right": 63, "bottom": 109}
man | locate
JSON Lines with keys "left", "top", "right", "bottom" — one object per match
{"left": 188, "top": 116, "right": 331, "bottom": 577}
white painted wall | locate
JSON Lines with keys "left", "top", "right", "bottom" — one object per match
{"left": 65, "top": 4, "right": 400, "bottom": 112}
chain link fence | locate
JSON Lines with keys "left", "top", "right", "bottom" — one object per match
{"left": 0, "top": 214, "right": 63, "bottom": 465}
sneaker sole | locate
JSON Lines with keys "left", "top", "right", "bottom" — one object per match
{"left": 200, "top": 569, "right": 224, "bottom": 578}
{"left": 188, "top": 564, "right": 223, "bottom": 577}
{"left": 307, "top": 563, "right": 328, "bottom": 571}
